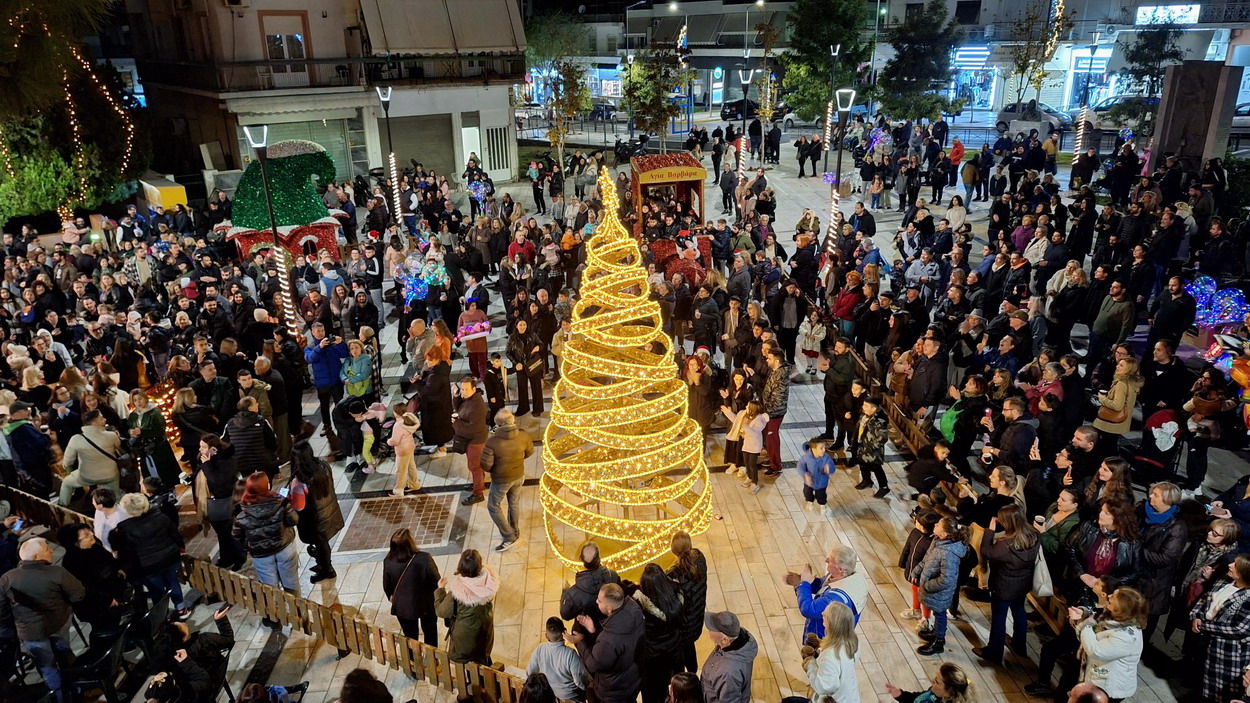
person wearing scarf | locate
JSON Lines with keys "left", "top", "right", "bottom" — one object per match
{"left": 1167, "top": 517, "right": 1240, "bottom": 663}
{"left": 1136, "top": 482, "right": 1189, "bottom": 648}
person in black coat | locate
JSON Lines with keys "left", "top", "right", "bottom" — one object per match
{"left": 625, "top": 563, "right": 684, "bottom": 703}
{"left": 975, "top": 505, "right": 1041, "bottom": 664}
{"left": 506, "top": 319, "right": 546, "bottom": 417}
{"left": 196, "top": 436, "right": 247, "bottom": 570}
{"left": 221, "top": 397, "right": 278, "bottom": 480}
{"left": 419, "top": 353, "right": 455, "bottom": 450}
{"left": 560, "top": 542, "right": 622, "bottom": 631}
{"left": 110, "top": 492, "right": 190, "bottom": 617}
{"left": 666, "top": 532, "right": 708, "bottom": 674}
{"left": 56, "top": 522, "right": 130, "bottom": 633}
{"left": 567, "top": 582, "right": 645, "bottom": 703}
{"left": 291, "top": 439, "right": 345, "bottom": 583}
{"left": 1136, "top": 483, "right": 1189, "bottom": 645}
{"left": 383, "top": 527, "right": 442, "bottom": 646}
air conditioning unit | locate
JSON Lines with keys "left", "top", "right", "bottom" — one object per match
{"left": 983, "top": 24, "right": 995, "bottom": 40}
{"left": 1097, "top": 24, "right": 1119, "bottom": 40}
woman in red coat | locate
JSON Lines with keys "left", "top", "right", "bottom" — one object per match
{"left": 831, "top": 271, "right": 865, "bottom": 338}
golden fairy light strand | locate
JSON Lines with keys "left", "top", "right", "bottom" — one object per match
{"left": 540, "top": 167, "right": 713, "bottom": 574}
{"left": 72, "top": 47, "right": 135, "bottom": 174}
{"left": 62, "top": 69, "right": 87, "bottom": 206}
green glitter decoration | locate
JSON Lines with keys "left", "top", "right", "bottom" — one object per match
{"left": 232, "top": 142, "right": 337, "bottom": 231}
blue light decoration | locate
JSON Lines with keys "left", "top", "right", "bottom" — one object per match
{"left": 1202, "top": 341, "right": 1235, "bottom": 375}
{"left": 1118, "top": 127, "right": 1134, "bottom": 142}
{"left": 823, "top": 172, "right": 838, "bottom": 185}
{"left": 868, "top": 127, "right": 892, "bottom": 153}
{"left": 402, "top": 275, "right": 428, "bottom": 304}
{"left": 468, "top": 180, "right": 489, "bottom": 206}
{"left": 150, "top": 240, "right": 171, "bottom": 257}
{"left": 1186, "top": 274, "right": 1250, "bottom": 328}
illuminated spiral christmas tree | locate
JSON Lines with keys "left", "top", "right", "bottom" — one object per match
{"left": 541, "top": 169, "right": 713, "bottom": 574}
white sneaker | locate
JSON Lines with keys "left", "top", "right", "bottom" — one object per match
{"left": 899, "top": 608, "right": 921, "bottom": 620}
{"left": 822, "top": 506, "right": 834, "bottom": 518}
{"left": 804, "top": 501, "right": 815, "bottom": 511}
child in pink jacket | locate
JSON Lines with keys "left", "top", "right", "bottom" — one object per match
{"left": 387, "top": 403, "right": 421, "bottom": 495}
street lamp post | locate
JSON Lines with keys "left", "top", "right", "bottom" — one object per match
{"left": 824, "top": 44, "right": 841, "bottom": 174}
{"left": 242, "top": 125, "right": 299, "bottom": 337}
{"left": 376, "top": 86, "right": 404, "bottom": 233}
{"left": 822, "top": 89, "right": 856, "bottom": 265}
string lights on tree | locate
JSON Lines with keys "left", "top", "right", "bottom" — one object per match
{"left": 541, "top": 168, "right": 713, "bottom": 574}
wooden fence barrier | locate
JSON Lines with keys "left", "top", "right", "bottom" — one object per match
{"left": 845, "top": 351, "right": 1066, "bottom": 634}
{"left": 0, "top": 485, "right": 525, "bottom": 702}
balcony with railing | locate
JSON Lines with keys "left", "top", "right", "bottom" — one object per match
{"left": 137, "top": 56, "right": 525, "bottom": 94}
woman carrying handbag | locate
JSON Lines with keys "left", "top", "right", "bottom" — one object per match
{"left": 383, "top": 527, "right": 441, "bottom": 647}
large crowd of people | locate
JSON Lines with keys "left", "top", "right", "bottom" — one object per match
{"left": 0, "top": 113, "right": 1247, "bottom": 703}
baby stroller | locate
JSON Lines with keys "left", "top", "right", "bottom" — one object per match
{"left": 1121, "top": 409, "right": 1186, "bottom": 486}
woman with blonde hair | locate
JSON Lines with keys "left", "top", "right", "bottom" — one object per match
{"left": 804, "top": 602, "right": 859, "bottom": 702}
{"left": 1093, "top": 356, "right": 1144, "bottom": 456}
{"left": 1071, "top": 586, "right": 1148, "bottom": 701}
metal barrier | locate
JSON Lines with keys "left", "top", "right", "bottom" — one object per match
{"left": 0, "top": 486, "right": 526, "bottom": 702}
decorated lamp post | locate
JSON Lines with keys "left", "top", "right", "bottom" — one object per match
{"left": 241, "top": 125, "right": 302, "bottom": 338}
{"left": 376, "top": 86, "right": 405, "bottom": 233}
{"left": 821, "top": 89, "right": 856, "bottom": 261}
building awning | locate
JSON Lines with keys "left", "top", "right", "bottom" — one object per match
{"left": 225, "top": 89, "right": 373, "bottom": 123}
{"left": 652, "top": 16, "right": 684, "bottom": 44}
{"left": 360, "top": 0, "right": 526, "bottom": 56}
{"left": 686, "top": 15, "right": 722, "bottom": 45}
{"left": 718, "top": 12, "right": 750, "bottom": 34}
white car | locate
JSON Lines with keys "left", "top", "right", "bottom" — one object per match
{"left": 995, "top": 101, "right": 1072, "bottom": 132}
{"left": 1232, "top": 103, "right": 1250, "bottom": 134}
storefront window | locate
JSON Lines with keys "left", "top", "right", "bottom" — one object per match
{"left": 1066, "top": 47, "right": 1113, "bottom": 110}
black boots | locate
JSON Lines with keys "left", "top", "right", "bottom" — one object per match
{"left": 917, "top": 638, "right": 946, "bottom": 655}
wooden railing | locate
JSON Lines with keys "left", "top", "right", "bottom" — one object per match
{"left": 0, "top": 486, "right": 526, "bottom": 702}
{"left": 845, "top": 351, "right": 1066, "bottom": 634}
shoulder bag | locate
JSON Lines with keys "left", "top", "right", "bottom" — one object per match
{"left": 389, "top": 557, "right": 414, "bottom": 604}
{"left": 80, "top": 432, "right": 135, "bottom": 476}
{"left": 1032, "top": 547, "right": 1055, "bottom": 598}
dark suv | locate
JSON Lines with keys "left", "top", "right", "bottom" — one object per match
{"left": 720, "top": 99, "right": 758, "bottom": 121}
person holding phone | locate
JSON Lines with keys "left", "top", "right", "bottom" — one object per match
{"left": 163, "top": 604, "right": 236, "bottom": 700}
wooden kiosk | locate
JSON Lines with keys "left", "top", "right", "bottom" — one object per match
{"left": 629, "top": 153, "right": 706, "bottom": 238}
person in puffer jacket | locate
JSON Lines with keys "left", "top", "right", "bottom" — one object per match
{"left": 1074, "top": 586, "right": 1146, "bottom": 701}
{"left": 911, "top": 517, "right": 969, "bottom": 656}
{"left": 435, "top": 549, "right": 499, "bottom": 665}
{"left": 796, "top": 439, "right": 836, "bottom": 517}
{"left": 701, "top": 610, "right": 758, "bottom": 703}
{"left": 232, "top": 472, "right": 300, "bottom": 604}
{"left": 111, "top": 492, "right": 190, "bottom": 619}
{"left": 625, "top": 563, "right": 684, "bottom": 703}
{"left": 387, "top": 407, "right": 421, "bottom": 496}
{"left": 221, "top": 397, "right": 278, "bottom": 480}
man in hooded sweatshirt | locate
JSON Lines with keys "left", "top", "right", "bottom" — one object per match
{"left": 701, "top": 611, "right": 758, "bottom": 703}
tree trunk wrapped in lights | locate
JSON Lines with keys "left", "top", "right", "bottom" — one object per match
{"left": 540, "top": 169, "right": 713, "bottom": 574}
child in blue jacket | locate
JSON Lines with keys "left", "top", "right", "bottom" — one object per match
{"left": 796, "top": 438, "right": 837, "bottom": 517}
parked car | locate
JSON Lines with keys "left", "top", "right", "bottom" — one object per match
{"left": 781, "top": 103, "right": 869, "bottom": 131}
{"left": 588, "top": 100, "right": 619, "bottom": 122}
{"left": 720, "top": 99, "right": 758, "bottom": 121}
{"left": 1230, "top": 102, "right": 1250, "bottom": 134}
{"left": 1064, "top": 94, "right": 1161, "bottom": 125}
{"left": 995, "top": 101, "right": 1073, "bottom": 132}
